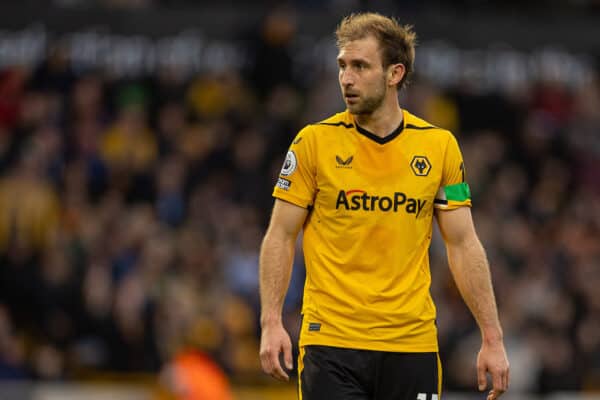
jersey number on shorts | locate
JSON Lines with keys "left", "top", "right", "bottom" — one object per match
{"left": 417, "top": 394, "right": 438, "bottom": 400}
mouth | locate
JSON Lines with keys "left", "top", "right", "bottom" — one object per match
{"left": 344, "top": 93, "right": 359, "bottom": 102}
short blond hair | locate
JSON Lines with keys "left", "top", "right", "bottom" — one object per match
{"left": 335, "top": 12, "right": 417, "bottom": 90}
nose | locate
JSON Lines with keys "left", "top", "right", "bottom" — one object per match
{"left": 340, "top": 68, "right": 354, "bottom": 87}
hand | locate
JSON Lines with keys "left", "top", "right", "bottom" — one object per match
{"left": 477, "top": 339, "right": 509, "bottom": 400}
{"left": 259, "top": 322, "right": 293, "bottom": 381}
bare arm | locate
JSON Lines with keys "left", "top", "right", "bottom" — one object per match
{"left": 436, "top": 207, "right": 502, "bottom": 340}
{"left": 259, "top": 199, "right": 308, "bottom": 381}
{"left": 436, "top": 207, "right": 509, "bottom": 399}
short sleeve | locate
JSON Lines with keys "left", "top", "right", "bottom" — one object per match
{"left": 272, "top": 126, "right": 317, "bottom": 208}
{"left": 434, "top": 133, "right": 472, "bottom": 210}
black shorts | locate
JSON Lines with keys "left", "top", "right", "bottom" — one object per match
{"left": 298, "top": 345, "right": 441, "bottom": 400}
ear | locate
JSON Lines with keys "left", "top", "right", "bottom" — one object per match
{"left": 387, "top": 63, "right": 406, "bottom": 87}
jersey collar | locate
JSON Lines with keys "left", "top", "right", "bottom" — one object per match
{"left": 353, "top": 111, "right": 405, "bottom": 145}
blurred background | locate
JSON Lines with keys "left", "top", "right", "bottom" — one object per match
{"left": 0, "top": 0, "right": 598, "bottom": 399}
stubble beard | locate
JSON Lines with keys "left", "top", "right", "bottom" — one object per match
{"left": 346, "top": 78, "right": 387, "bottom": 116}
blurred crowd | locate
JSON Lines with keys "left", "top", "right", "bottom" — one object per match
{"left": 414, "top": 77, "right": 600, "bottom": 393}
{"left": 46, "top": 0, "right": 600, "bottom": 13}
{"left": 0, "top": 8, "right": 598, "bottom": 396}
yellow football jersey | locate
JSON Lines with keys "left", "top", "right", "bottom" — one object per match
{"left": 273, "top": 109, "right": 471, "bottom": 352}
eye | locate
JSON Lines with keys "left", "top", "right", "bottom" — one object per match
{"left": 354, "top": 62, "right": 367, "bottom": 71}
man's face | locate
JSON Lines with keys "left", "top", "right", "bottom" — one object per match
{"left": 337, "top": 36, "right": 388, "bottom": 115}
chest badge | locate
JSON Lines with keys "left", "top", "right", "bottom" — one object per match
{"left": 335, "top": 155, "right": 353, "bottom": 169}
{"left": 410, "top": 156, "right": 431, "bottom": 176}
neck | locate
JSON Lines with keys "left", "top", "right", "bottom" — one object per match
{"left": 353, "top": 96, "right": 403, "bottom": 138}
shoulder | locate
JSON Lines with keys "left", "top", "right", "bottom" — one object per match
{"left": 403, "top": 109, "right": 457, "bottom": 144}
{"left": 311, "top": 110, "right": 354, "bottom": 130}
{"left": 293, "top": 110, "right": 353, "bottom": 144}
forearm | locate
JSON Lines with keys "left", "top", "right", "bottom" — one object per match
{"left": 446, "top": 237, "right": 503, "bottom": 342}
{"left": 259, "top": 231, "right": 295, "bottom": 327}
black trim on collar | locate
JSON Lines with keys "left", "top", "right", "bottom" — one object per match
{"left": 355, "top": 121, "right": 404, "bottom": 144}
{"left": 405, "top": 123, "right": 436, "bottom": 130}
{"left": 316, "top": 121, "right": 354, "bottom": 129}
